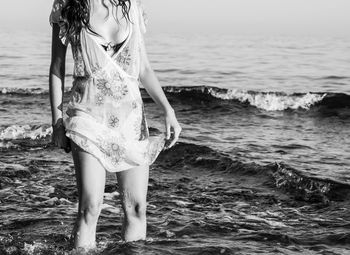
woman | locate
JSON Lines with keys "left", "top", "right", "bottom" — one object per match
{"left": 49, "top": 0, "right": 181, "bottom": 250}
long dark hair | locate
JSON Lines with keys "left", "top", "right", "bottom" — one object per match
{"left": 61, "top": 0, "right": 131, "bottom": 43}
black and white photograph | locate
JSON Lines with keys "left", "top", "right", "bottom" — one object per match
{"left": 0, "top": 0, "right": 350, "bottom": 254}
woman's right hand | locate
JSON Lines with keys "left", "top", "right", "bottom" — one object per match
{"left": 52, "top": 120, "right": 71, "bottom": 153}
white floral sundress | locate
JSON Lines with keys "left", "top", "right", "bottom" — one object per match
{"left": 49, "top": 0, "right": 166, "bottom": 172}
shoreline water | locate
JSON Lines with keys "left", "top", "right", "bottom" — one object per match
{"left": 1, "top": 32, "right": 350, "bottom": 253}
{"left": 1, "top": 141, "right": 350, "bottom": 254}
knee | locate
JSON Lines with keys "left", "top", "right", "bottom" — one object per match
{"left": 79, "top": 200, "right": 102, "bottom": 224}
{"left": 124, "top": 201, "right": 147, "bottom": 221}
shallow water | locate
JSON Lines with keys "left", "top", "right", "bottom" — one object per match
{"left": 1, "top": 141, "right": 350, "bottom": 254}
{"left": 1, "top": 31, "right": 350, "bottom": 254}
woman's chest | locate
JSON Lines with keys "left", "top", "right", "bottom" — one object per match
{"left": 89, "top": 6, "right": 129, "bottom": 44}
{"left": 71, "top": 30, "right": 139, "bottom": 78}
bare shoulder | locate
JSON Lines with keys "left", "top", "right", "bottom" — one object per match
{"left": 50, "top": 0, "right": 68, "bottom": 24}
{"left": 50, "top": 0, "right": 70, "bottom": 46}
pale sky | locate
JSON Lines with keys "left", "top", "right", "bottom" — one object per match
{"left": 1, "top": 0, "right": 350, "bottom": 37}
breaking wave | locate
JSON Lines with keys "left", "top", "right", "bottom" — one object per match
{"left": 162, "top": 86, "right": 350, "bottom": 111}
{"left": 2, "top": 86, "right": 350, "bottom": 112}
{"left": 0, "top": 125, "right": 52, "bottom": 141}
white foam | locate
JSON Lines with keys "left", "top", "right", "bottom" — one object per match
{"left": 0, "top": 87, "right": 71, "bottom": 95}
{"left": 0, "top": 141, "right": 18, "bottom": 149}
{"left": 0, "top": 125, "right": 52, "bottom": 140}
{"left": 210, "top": 88, "right": 327, "bottom": 111}
{"left": 0, "top": 87, "right": 46, "bottom": 95}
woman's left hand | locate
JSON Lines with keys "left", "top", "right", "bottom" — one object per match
{"left": 164, "top": 108, "right": 182, "bottom": 149}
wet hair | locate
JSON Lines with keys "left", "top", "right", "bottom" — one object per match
{"left": 61, "top": 0, "right": 131, "bottom": 42}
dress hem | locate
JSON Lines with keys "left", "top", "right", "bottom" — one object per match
{"left": 65, "top": 129, "right": 164, "bottom": 173}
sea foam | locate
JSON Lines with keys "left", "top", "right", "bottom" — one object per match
{"left": 162, "top": 86, "right": 328, "bottom": 111}
{"left": 0, "top": 125, "right": 52, "bottom": 141}
{"left": 210, "top": 89, "right": 327, "bottom": 111}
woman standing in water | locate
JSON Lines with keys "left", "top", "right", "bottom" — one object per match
{"left": 49, "top": 0, "right": 181, "bottom": 250}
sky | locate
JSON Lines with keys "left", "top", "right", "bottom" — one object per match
{"left": 0, "top": 0, "right": 350, "bottom": 37}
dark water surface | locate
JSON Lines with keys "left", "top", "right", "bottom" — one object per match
{"left": 1, "top": 31, "right": 350, "bottom": 254}
{"left": 1, "top": 136, "right": 350, "bottom": 254}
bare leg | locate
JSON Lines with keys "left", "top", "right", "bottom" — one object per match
{"left": 71, "top": 141, "right": 106, "bottom": 249}
{"left": 117, "top": 164, "right": 149, "bottom": 242}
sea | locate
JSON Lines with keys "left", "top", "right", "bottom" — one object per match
{"left": 0, "top": 30, "right": 350, "bottom": 254}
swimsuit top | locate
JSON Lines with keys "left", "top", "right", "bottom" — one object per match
{"left": 101, "top": 37, "right": 127, "bottom": 54}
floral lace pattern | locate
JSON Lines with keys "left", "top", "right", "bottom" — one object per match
{"left": 49, "top": 0, "right": 68, "bottom": 45}
{"left": 97, "top": 136, "right": 126, "bottom": 166}
{"left": 51, "top": 0, "right": 67, "bottom": 14}
{"left": 142, "top": 136, "right": 165, "bottom": 162}
{"left": 95, "top": 94, "right": 104, "bottom": 106}
{"left": 133, "top": 115, "right": 142, "bottom": 138}
{"left": 139, "top": 114, "right": 148, "bottom": 141}
{"left": 72, "top": 44, "right": 86, "bottom": 77}
{"left": 132, "top": 100, "right": 138, "bottom": 109}
{"left": 116, "top": 46, "right": 132, "bottom": 72}
{"left": 108, "top": 115, "right": 119, "bottom": 128}
{"left": 92, "top": 66, "right": 129, "bottom": 105}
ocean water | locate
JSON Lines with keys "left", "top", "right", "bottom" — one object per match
{"left": 1, "top": 30, "right": 350, "bottom": 254}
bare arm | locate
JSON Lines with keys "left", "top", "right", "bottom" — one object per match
{"left": 49, "top": 23, "right": 70, "bottom": 151}
{"left": 139, "top": 42, "right": 173, "bottom": 114}
{"left": 139, "top": 40, "right": 182, "bottom": 148}
{"left": 49, "top": 23, "right": 67, "bottom": 125}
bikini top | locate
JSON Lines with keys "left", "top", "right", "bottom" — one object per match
{"left": 101, "top": 37, "right": 127, "bottom": 54}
